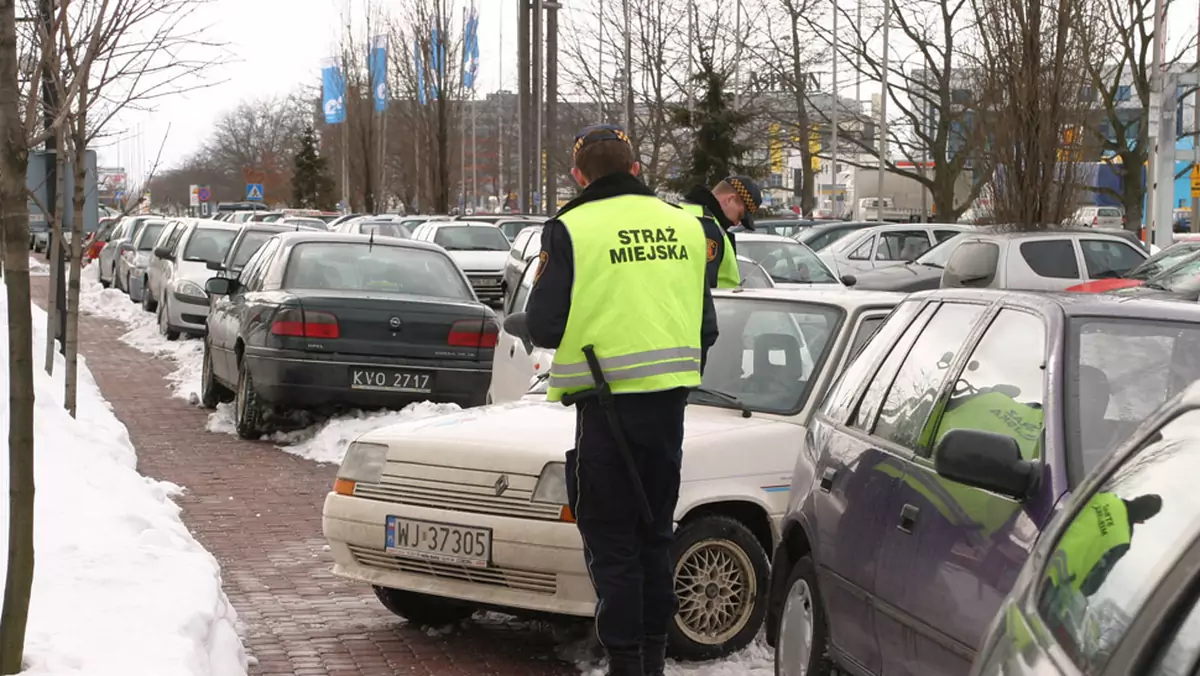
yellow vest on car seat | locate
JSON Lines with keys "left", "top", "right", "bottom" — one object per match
{"left": 681, "top": 202, "right": 741, "bottom": 289}
{"left": 547, "top": 194, "right": 707, "bottom": 403}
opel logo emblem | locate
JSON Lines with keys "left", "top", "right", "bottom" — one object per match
{"left": 388, "top": 317, "right": 402, "bottom": 330}
{"left": 493, "top": 475, "right": 509, "bottom": 497}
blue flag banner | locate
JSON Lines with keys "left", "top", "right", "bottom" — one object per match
{"left": 369, "top": 35, "right": 388, "bottom": 112}
{"left": 429, "top": 23, "right": 445, "bottom": 101}
{"left": 463, "top": 7, "right": 479, "bottom": 90}
{"left": 414, "top": 38, "right": 427, "bottom": 105}
{"left": 321, "top": 58, "right": 346, "bottom": 124}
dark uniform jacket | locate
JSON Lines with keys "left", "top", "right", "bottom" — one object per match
{"left": 683, "top": 186, "right": 738, "bottom": 289}
{"left": 525, "top": 172, "right": 720, "bottom": 371}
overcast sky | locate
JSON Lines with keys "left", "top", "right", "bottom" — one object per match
{"left": 98, "top": 0, "right": 1199, "bottom": 190}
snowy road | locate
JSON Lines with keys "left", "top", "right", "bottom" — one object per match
{"left": 37, "top": 264, "right": 775, "bottom": 676}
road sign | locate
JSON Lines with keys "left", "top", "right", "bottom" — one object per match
{"left": 189, "top": 184, "right": 200, "bottom": 207}
{"left": 199, "top": 202, "right": 211, "bottom": 217}
{"left": 246, "top": 183, "right": 264, "bottom": 201}
{"left": 197, "top": 185, "right": 211, "bottom": 202}
{"left": 1192, "top": 164, "right": 1200, "bottom": 198}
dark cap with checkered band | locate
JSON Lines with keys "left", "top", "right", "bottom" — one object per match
{"left": 572, "top": 124, "right": 633, "bottom": 161}
{"left": 724, "top": 175, "right": 762, "bottom": 229}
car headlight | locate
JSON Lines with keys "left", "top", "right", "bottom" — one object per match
{"left": 337, "top": 441, "right": 389, "bottom": 484}
{"left": 173, "top": 280, "right": 206, "bottom": 299}
{"left": 532, "top": 462, "right": 568, "bottom": 504}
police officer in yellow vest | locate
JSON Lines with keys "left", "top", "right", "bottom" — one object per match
{"left": 525, "top": 124, "right": 717, "bottom": 676}
{"left": 1047, "top": 492, "right": 1161, "bottom": 596}
{"left": 681, "top": 177, "right": 763, "bottom": 288}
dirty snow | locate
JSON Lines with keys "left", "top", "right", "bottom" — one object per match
{"left": 5, "top": 282, "right": 247, "bottom": 675}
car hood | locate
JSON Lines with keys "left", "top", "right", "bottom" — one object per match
{"left": 774, "top": 281, "right": 846, "bottom": 290}
{"left": 1065, "top": 278, "right": 1144, "bottom": 293}
{"left": 850, "top": 263, "right": 943, "bottom": 291}
{"left": 447, "top": 250, "right": 507, "bottom": 273}
{"left": 358, "top": 399, "right": 786, "bottom": 479}
{"left": 1109, "top": 285, "right": 1198, "bottom": 301}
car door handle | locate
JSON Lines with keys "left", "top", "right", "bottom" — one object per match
{"left": 819, "top": 467, "right": 837, "bottom": 492}
{"left": 509, "top": 343, "right": 516, "bottom": 358}
{"left": 897, "top": 504, "right": 919, "bottom": 534}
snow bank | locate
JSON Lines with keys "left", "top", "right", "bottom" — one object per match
{"left": 1, "top": 288, "right": 248, "bottom": 675}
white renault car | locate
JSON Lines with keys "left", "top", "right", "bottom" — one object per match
{"left": 322, "top": 288, "right": 902, "bottom": 661}
{"left": 735, "top": 232, "right": 846, "bottom": 288}
{"left": 409, "top": 221, "right": 510, "bottom": 307}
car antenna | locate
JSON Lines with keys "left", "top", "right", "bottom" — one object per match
{"left": 368, "top": 228, "right": 375, "bottom": 251}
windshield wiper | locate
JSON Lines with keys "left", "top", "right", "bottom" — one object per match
{"left": 1143, "top": 282, "right": 1171, "bottom": 291}
{"left": 692, "top": 386, "right": 752, "bottom": 418}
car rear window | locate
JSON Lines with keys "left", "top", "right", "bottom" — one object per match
{"left": 943, "top": 241, "right": 1000, "bottom": 287}
{"left": 1099, "top": 208, "right": 1122, "bottom": 217}
{"left": 359, "top": 222, "right": 410, "bottom": 239}
{"left": 1021, "top": 240, "right": 1079, "bottom": 278}
{"left": 182, "top": 228, "right": 237, "bottom": 263}
{"left": 801, "top": 227, "right": 858, "bottom": 251}
{"left": 283, "top": 242, "right": 473, "bottom": 300}
{"left": 135, "top": 222, "right": 167, "bottom": 250}
{"left": 230, "top": 231, "right": 276, "bottom": 270}
{"left": 433, "top": 225, "right": 510, "bottom": 251}
{"left": 737, "top": 240, "right": 838, "bottom": 284}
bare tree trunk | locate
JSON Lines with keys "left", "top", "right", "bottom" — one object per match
{"left": 65, "top": 90, "right": 87, "bottom": 417}
{"left": 0, "top": 0, "right": 37, "bottom": 670}
{"left": 44, "top": 133, "right": 66, "bottom": 374}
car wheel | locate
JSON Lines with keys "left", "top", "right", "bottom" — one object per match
{"left": 158, "top": 297, "right": 180, "bottom": 341}
{"left": 141, "top": 283, "right": 157, "bottom": 312}
{"left": 668, "top": 515, "right": 770, "bottom": 661}
{"left": 774, "top": 555, "right": 832, "bottom": 676}
{"left": 233, "top": 360, "right": 265, "bottom": 440}
{"left": 372, "top": 586, "right": 474, "bottom": 626}
{"left": 99, "top": 273, "right": 111, "bottom": 289}
{"left": 200, "top": 340, "right": 231, "bottom": 409}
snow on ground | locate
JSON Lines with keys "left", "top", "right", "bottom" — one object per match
{"left": 78, "top": 263, "right": 460, "bottom": 465}
{"left": 5, "top": 287, "right": 247, "bottom": 675}
{"left": 29, "top": 257, "right": 49, "bottom": 277}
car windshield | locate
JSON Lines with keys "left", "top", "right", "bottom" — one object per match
{"left": 1129, "top": 247, "right": 1200, "bottom": 281}
{"left": 737, "top": 240, "right": 839, "bottom": 284}
{"left": 230, "top": 231, "right": 277, "bottom": 270}
{"left": 798, "top": 225, "right": 861, "bottom": 251}
{"left": 694, "top": 298, "right": 843, "bottom": 414}
{"left": 1144, "top": 257, "right": 1200, "bottom": 293}
{"left": 360, "top": 222, "right": 410, "bottom": 239}
{"left": 736, "top": 259, "right": 774, "bottom": 288}
{"left": 134, "top": 221, "right": 167, "bottom": 250}
{"left": 182, "top": 228, "right": 237, "bottom": 263}
{"left": 433, "top": 225, "right": 510, "bottom": 251}
{"left": 913, "top": 235, "right": 965, "bottom": 269}
{"left": 1069, "top": 318, "right": 1200, "bottom": 478}
{"left": 283, "top": 242, "right": 473, "bottom": 300}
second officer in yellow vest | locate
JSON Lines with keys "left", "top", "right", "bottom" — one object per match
{"left": 681, "top": 176, "right": 763, "bottom": 289}
{"left": 525, "top": 124, "right": 717, "bottom": 676}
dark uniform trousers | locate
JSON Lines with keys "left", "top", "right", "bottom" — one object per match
{"left": 564, "top": 387, "right": 689, "bottom": 650}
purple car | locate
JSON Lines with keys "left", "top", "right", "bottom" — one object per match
{"left": 765, "top": 288, "right": 1200, "bottom": 676}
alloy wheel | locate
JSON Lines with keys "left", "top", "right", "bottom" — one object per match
{"left": 673, "top": 539, "right": 756, "bottom": 645}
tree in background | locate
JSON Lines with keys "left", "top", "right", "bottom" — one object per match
{"left": 291, "top": 125, "right": 336, "bottom": 210}
{"left": 668, "top": 45, "right": 760, "bottom": 191}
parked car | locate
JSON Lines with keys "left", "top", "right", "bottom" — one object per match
{"left": 325, "top": 213, "right": 364, "bottom": 229}
{"left": 116, "top": 218, "right": 168, "bottom": 298}
{"left": 333, "top": 218, "right": 411, "bottom": 239}
{"left": 143, "top": 219, "right": 240, "bottom": 339}
{"left": 277, "top": 216, "right": 329, "bottom": 231}
{"left": 201, "top": 232, "right": 497, "bottom": 438}
{"left": 969, "top": 380, "right": 1200, "bottom": 676}
{"left": 494, "top": 219, "right": 540, "bottom": 242}
{"left": 1066, "top": 241, "right": 1200, "bottom": 293}
{"left": 409, "top": 221, "right": 510, "bottom": 306}
{"left": 500, "top": 225, "right": 544, "bottom": 306}
{"left": 765, "top": 288, "right": 1200, "bottom": 676}
{"left": 396, "top": 215, "right": 451, "bottom": 230}
{"left": 98, "top": 216, "right": 158, "bottom": 288}
{"left": 794, "top": 221, "right": 886, "bottom": 252}
{"left": 323, "top": 287, "right": 902, "bottom": 660}
{"left": 85, "top": 218, "right": 120, "bottom": 263}
{"left": 819, "top": 223, "right": 967, "bottom": 274}
{"left": 735, "top": 233, "right": 845, "bottom": 288}
{"left": 1066, "top": 205, "right": 1125, "bottom": 230}
{"left": 941, "top": 228, "right": 1148, "bottom": 291}
{"left": 1105, "top": 255, "right": 1200, "bottom": 301}
{"left": 208, "top": 224, "right": 291, "bottom": 278}
{"left": 844, "top": 233, "right": 965, "bottom": 291}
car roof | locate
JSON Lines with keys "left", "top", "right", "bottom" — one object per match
{"left": 188, "top": 219, "right": 240, "bottom": 231}
{"left": 960, "top": 226, "right": 1132, "bottom": 240}
{"left": 713, "top": 287, "right": 906, "bottom": 308}
{"left": 242, "top": 223, "right": 291, "bottom": 233}
{"left": 271, "top": 231, "right": 444, "bottom": 253}
{"left": 850, "top": 223, "right": 968, "bottom": 234}
{"left": 909, "top": 287, "right": 1200, "bottom": 322}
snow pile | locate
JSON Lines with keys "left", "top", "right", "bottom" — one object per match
{"left": 28, "top": 257, "right": 48, "bottom": 277}
{"left": 1, "top": 291, "right": 248, "bottom": 675}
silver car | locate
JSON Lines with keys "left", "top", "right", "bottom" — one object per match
{"left": 98, "top": 216, "right": 156, "bottom": 288}
{"left": 116, "top": 218, "right": 168, "bottom": 300}
{"left": 144, "top": 219, "right": 240, "bottom": 340}
{"left": 940, "top": 228, "right": 1148, "bottom": 291}
{"left": 819, "top": 223, "right": 968, "bottom": 274}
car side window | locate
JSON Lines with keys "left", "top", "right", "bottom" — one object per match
{"left": 511, "top": 261, "right": 538, "bottom": 314}
{"left": 847, "top": 315, "right": 886, "bottom": 363}
{"left": 851, "top": 303, "right": 939, "bottom": 430}
{"left": 511, "top": 229, "right": 533, "bottom": 257}
{"left": 870, "top": 302, "right": 987, "bottom": 448}
{"left": 236, "top": 242, "right": 272, "bottom": 293}
{"left": 876, "top": 231, "right": 932, "bottom": 261}
{"left": 1037, "top": 408, "right": 1200, "bottom": 674}
{"left": 1145, "top": 586, "right": 1200, "bottom": 675}
{"left": 244, "top": 240, "right": 280, "bottom": 292}
{"left": 847, "top": 236, "right": 874, "bottom": 260}
{"left": 925, "top": 309, "right": 1046, "bottom": 459}
{"left": 819, "top": 300, "right": 923, "bottom": 423}
{"left": 1021, "top": 240, "right": 1080, "bottom": 279}
{"left": 943, "top": 241, "right": 1000, "bottom": 288}
{"left": 1081, "top": 240, "right": 1145, "bottom": 280}
{"left": 164, "top": 224, "right": 186, "bottom": 256}
{"left": 934, "top": 229, "right": 961, "bottom": 243}
{"left": 522, "top": 232, "right": 543, "bottom": 259}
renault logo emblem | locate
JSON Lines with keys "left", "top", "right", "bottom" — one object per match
{"left": 388, "top": 317, "right": 402, "bottom": 330}
{"left": 493, "top": 475, "right": 510, "bottom": 497}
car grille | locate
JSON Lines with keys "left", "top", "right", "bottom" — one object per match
{"left": 353, "top": 463, "right": 562, "bottom": 521}
{"left": 348, "top": 544, "right": 558, "bottom": 595}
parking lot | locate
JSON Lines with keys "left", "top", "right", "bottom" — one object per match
{"left": 30, "top": 275, "right": 582, "bottom": 676}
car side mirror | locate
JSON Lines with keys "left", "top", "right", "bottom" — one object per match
{"left": 503, "top": 311, "right": 535, "bottom": 354}
{"left": 118, "top": 242, "right": 134, "bottom": 254}
{"left": 841, "top": 274, "right": 857, "bottom": 287}
{"left": 153, "top": 246, "right": 171, "bottom": 260}
{"left": 934, "top": 428, "right": 1036, "bottom": 500}
{"left": 206, "top": 260, "right": 225, "bottom": 271}
{"left": 205, "top": 277, "right": 234, "bottom": 296}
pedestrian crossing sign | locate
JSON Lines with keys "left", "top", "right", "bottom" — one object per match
{"left": 246, "top": 183, "right": 264, "bottom": 201}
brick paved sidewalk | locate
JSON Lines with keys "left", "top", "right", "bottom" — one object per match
{"left": 31, "top": 276, "right": 579, "bottom": 676}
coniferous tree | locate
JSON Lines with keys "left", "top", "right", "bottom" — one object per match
{"left": 291, "top": 125, "right": 336, "bottom": 210}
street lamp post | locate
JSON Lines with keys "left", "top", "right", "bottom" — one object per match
{"left": 875, "top": 0, "right": 890, "bottom": 223}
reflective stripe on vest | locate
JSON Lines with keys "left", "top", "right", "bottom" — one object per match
{"left": 547, "top": 193, "right": 707, "bottom": 402}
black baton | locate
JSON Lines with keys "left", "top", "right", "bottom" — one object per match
{"left": 560, "top": 344, "right": 655, "bottom": 526}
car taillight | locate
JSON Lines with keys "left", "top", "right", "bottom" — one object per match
{"left": 448, "top": 318, "right": 499, "bottom": 348}
{"left": 1092, "top": 216, "right": 1098, "bottom": 226}
{"left": 270, "top": 307, "right": 340, "bottom": 339}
